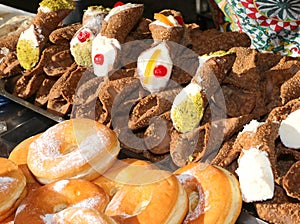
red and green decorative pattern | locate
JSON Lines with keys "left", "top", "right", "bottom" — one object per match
{"left": 213, "top": 0, "right": 300, "bottom": 57}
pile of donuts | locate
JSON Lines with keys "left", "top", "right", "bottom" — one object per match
{"left": 0, "top": 118, "right": 242, "bottom": 224}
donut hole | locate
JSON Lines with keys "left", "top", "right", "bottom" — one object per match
{"left": 176, "top": 173, "right": 205, "bottom": 222}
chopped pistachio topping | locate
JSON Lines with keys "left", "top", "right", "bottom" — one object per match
{"left": 17, "top": 39, "right": 40, "bottom": 70}
{"left": 205, "top": 50, "right": 234, "bottom": 57}
{"left": 86, "top": 5, "right": 111, "bottom": 13}
{"left": 39, "top": 0, "right": 75, "bottom": 11}
{"left": 71, "top": 41, "right": 93, "bottom": 67}
{"left": 171, "top": 88, "right": 204, "bottom": 133}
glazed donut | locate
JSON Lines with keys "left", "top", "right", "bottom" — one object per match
{"left": 14, "top": 179, "right": 109, "bottom": 224}
{"left": 52, "top": 207, "right": 118, "bottom": 224}
{"left": 174, "top": 163, "right": 242, "bottom": 224}
{"left": 8, "top": 133, "right": 42, "bottom": 165}
{"left": 27, "top": 118, "right": 120, "bottom": 184}
{"left": 93, "top": 158, "right": 156, "bottom": 197}
{"left": 0, "top": 158, "right": 27, "bottom": 222}
{"left": 105, "top": 170, "right": 188, "bottom": 224}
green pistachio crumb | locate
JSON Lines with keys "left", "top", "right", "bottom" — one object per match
{"left": 39, "top": 0, "right": 75, "bottom": 11}
{"left": 17, "top": 39, "right": 40, "bottom": 70}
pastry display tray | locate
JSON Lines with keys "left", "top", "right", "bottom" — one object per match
{"left": 0, "top": 75, "right": 65, "bottom": 123}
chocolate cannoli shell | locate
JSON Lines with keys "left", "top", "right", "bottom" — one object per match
{"left": 282, "top": 160, "right": 300, "bottom": 200}
{"left": 17, "top": 8, "right": 72, "bottom": 70}
{"left": 232, "top": 121, "right": 279, "bottom": 178}
{"left": 98, "top": 77, "right": 139, "bottom": 124}
{"left": 149, "top": 23, "right": 184, "bottom": 43}
{"left": 280, "top": 70, "right": 300, "bottom": 104}
{"left": 192, "top": 31, "right": 251, "bottom": 56}
{"left": 49, "top": 23, "right": 82, "bottom": 45}
{"left": 255, "top": 185, "right": 300, "bottom": 224}
{"left": 128, "top": 87, "right": 181, "bottom": 130}
{"left": 267, "top": 97, "right": 300, "bottom": 123}
{"left": 13, "top": 72, "right": 46, "bottom": 99}
{"left": 0, "top": 52, "right": 22, "bottom": 78}
{"left": 61, "top": 66, "right": 87, "bottom": 104}
{"left": 35, "top": 77, "right": 58, "bottom": 107}
{"left": 47, "top": 63, "right": 78, "bottom": 116}
{"left": 33, "top": 8, "right": 73, "bottom": 38}
{"left": 170, "top": 125, "right": 207, "bottom": 167}
{"left": 193, "top": 53, "right": 236, "bottom": 98}
{"left": 101, "top": 5, "right": 144, "bottom": 43}
{"left": 144, "top": 112, "right": 173, "bottom": 155}
{"left": 43, "top": 49, "right": 74, "bottom": 77}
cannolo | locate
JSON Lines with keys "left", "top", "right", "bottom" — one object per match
{"left": 92, "top": 34, "right": 121, "bottom": 76}
{"left": 47, "top": 63, "right": 78, "bottom": 116}
{"left": 233, "top": 121, "right": 279, "bottom": 203}
{"left": 275, "top": 144, "right": 300, "bottom": 186}
{"left": 16, "top": 0, "right": 75, "bottom": 70}
{"left": 0, "top": 52, "right": 22, "bottom": 78}
{"left": 221, "top": 85, "right": 257, "bottom": 117}
{"left": 144, "top": 111, "right": 173, "bottom": 155}
{"left": 170, "top": 82, "right": 204, "bottom": 133}
{"left": 70, "top": 6, "right": 110, "bottom": 67}
{"left": 267, "top": 97, "right": 300, "bottom": 123}
{"left": 124, "top": 17, "right": 152, "bottom": 42}
{"left": 13, "top": 71, "right": 46, "bottom": 99}
{"left": 35, "top": 77, "right": 58, "bottom": 107}
{"left": 282, "top": 161, "right": 300, "bottom": 200}
{"left": 13, "top": 45, "right": 69, "bottom": 98}
{"left": 192, "top": 51, "right": 236, "bottom": 98}
{"left": 192, "top": 31, "right": 251, "bottom": 56}
{"left": 49, "top": 23, "right": 82, "bottom": 45}
{"left": 0, "top": 15, "right": 33, "bottom": 54}
{"left": 264, "top": 57, "right": 300, "bottom": 109}
{"left": 82, "top": 6, "right": 110, "bottom": 32}
{"left": 149, "top": 12, "right": 184, "bottom": 43}
{"left": 136, "top": 41, "right": 173, "bottom": 93}
{"left": 170, "top": 116, "right": 226, "bottom": 167}
{"left": 43, "top": 49, "right": 74, "bottom": 77}
{"left": 100, "top": 3, "right": 144, "bottom": 44}
{"left": 98, "top": 77, "right": 138, "bottom": 124}
{"left": 255, "top": 185, "right": 300, "bottom": 224}
{"left": 128, "top": 87, "right": 181, "bottom": 130}
{"left": 280, "top": 70, "right": 300, "bottom": 104}
{"left": 61, "top": 66, "right": 87, "bottom": 104}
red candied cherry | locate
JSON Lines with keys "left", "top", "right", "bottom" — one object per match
{"left": 77, "top": 30, "right": 91, "bottom": 43}
{"left": 175, "top": 16, "right": 184, "bottom": 26}
{"left": 94, "top": 54, "right": 104, "bottom": 65}
{"left": 113, "top": 1, "right": 124, "bottom": 7}
{"left": 153, "top": 65, "right": 168, "bottom": 77}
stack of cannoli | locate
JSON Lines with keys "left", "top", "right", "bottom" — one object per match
{"left": 1, "top": 2, "right": 300, "bottom": 222}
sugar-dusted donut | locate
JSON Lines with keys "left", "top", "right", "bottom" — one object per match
{"left": 27, "top": 118, "right": 120, "bottom": 184}
{"left": 14, "top": 179, "right": 109, "bottom": 223}
{"left": 174, "top": 163, "right": 242, "bottom": 224}
{"left": 105, "top": 169, "right": 188, "bottom": 224}
{"left": 93, "top": 158, "right": 155, "bottom": 198}
{"left": 0, "top": 158, "right": 27, "bottom": 222}
{"left": 8, "top": 133, "right": 42, "bottom": 165}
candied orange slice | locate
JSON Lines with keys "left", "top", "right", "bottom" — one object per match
{"left": 144, "top": 49, "right": 161, "bottom": 84}
{"left": 154, "top": 13, "right": 174, "bottom": 26}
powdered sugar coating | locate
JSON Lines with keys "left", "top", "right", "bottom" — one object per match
{"left": 0, "top": 176, "right": 15, "bottom": 192}
{"left": 27, "top": 119, "right": 119, "bottom": 184}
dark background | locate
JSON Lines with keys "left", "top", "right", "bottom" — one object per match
{"left": 1, "top": 0, "right": 214, "bottom": 28}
